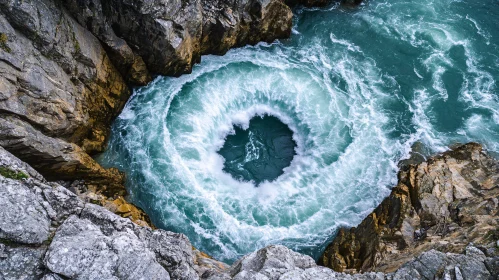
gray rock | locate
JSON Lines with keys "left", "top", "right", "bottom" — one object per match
{"left": 44, "top": 215, "right": 170, "bottom": 280}
{"left": 392, "top": 246, "right": 492, "bottom": 280}
{"left": 40, "top": 274, "right": 66, "bottom": 280}
{"left": 230, "top": 245, "right": 316, "bottom": 280}
{"left": 0, "top": 146, "right": 201, "bottom": 279}
{"left": 454, "top": 267, "right": 464, "bottom": 280}
{"left": 0, "top": 0, "right": 130, "bottom": 154}
{"left": 63, "top": 0, "right": 292, "bottom": 78}
{"left": 484, "top": 257, "right": 499, "bottom": 279}
{"left": 280, "top": 267, "right": 338, "bottom": 280}
{"left": 0, "top": 0, "right": 129, "bottom": 187}
{"left": 0, "top": 245, "right": 47, "bottom": 280}
{"left": 0, "top": 177, "right": 50, "bottom": 244}
{"left": 0, "top": 143, "right": 43, "bottom": 181}
{"left": 79, "top": 203, "right": 199, "bottom": 279}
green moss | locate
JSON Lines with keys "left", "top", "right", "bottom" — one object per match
{"left": 72, "top": 30, "right": 80, "bottom": 53}
{"left": 0, "top": 238, "right": 16, "bottom": 246}
{"left": 90, "top": 199, "right": 101, "bottom": 205}
{"left": 0, "top": 33, "right": 12, "bottom": 53}
{"left": 0, "top": 167, "right": 29, "bottom": 180}
{"left": 43, "top": 232, "right": 56, "bottom": 246}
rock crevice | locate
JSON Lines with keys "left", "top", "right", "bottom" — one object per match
{"left": 0, "top": 0, "right": 293, "bottom": 190}
{"left": 320, "top": 143, "right": 499, "bottom": 274}
{"left": 1, "top": 143, "right": 497, "bottom": 280}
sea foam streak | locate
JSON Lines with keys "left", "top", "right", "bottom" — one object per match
{"left": 99, "top": 0, "right": 499, "bottom": 263}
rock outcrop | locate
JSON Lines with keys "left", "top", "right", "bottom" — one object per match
{"left": 0, "top": 0, "right": 130, "bottom": 192}
{"left": 0, "top": 0, "right": 293, "bottom": 192}
{"left": 320, "top": 143, "right": 499, "bottom": 274}
{"left": 286, "top": 0, "right": 363, "bottom": 9}
{"left": 210, "top": 244, "right": 496, "bottom": 280}
{"left": 64, "top": 0, "right": 292, "bottom": 78}
{"left": 0, "top": 144, "right": 497, "bottom": 279}
{"left": 0, "top": 146, "right": 226, "bottom": 279}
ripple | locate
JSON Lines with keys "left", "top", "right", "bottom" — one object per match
{"left": 98, "top": 0, "right": 499, "bottom": 263}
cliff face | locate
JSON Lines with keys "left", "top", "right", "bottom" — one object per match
{"left": 1, "top": 0, "right": 497, "bottom": 279}
{"left": 320, "top": 143, "right": 499, "bottom": 274}
{"left": 0, "top": 146, "right": 204, "bottom": 279}
{"left": 0, "top": 0, "right": 292, "bottom": 191}
{"left": 63, "top": 0, "right": 292, "bottom": 79}
{"left": 0, "top": 0, "right": 129, "bottom": 191}
{"left": 1, "top": 145, "right": 497, "bottom": 280}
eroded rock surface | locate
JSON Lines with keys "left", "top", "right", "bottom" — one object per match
{"left": 0, "top": 146, "right": 204, "bottom": 279}
{"left": 64, "top": 0, "right": 292, "bottom": 78}
{"left": 0, "top": 144, "right": 498, "bottom": 280}
{"left": 320, "top": 143, "right": 499, "bottom": 274}
{"left": 0, "top": 0, "right": 293, "bottom": 193}
{"left": 0, "top": 0, "right": 130, "bottom": 194}
{"left": 205, "top": 243, "right": 497, "bottom": 280}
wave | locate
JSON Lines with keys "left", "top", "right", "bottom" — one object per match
{"left": 99, "top": 0, "right": 499, "bottom": 262}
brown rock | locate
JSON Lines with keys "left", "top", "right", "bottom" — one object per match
{"left": 320, "top": 143, "right": 499, "bottom": 273}
{"left": 0, "top": 0, "right": 295, "bottom": 196}
{"left": 192, "top": 247, "right": 230, "bottom": 277}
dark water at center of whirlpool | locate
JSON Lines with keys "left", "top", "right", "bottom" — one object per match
{"left": 218, "top": 115, "right": 297, "bottom": 185}
{"left": 98, "top": 0, "right": 499, "bottom": 263}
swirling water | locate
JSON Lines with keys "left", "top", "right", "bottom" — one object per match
{"left": 98, "top": 0, "right": 499, "bottom": 263}
{"left": 217, "top": 115, "right": 297, "bottom": 185}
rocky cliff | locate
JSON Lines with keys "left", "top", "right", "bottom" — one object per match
{"left": 2, "top": 0, "right": 497, "bottom": 279}
{"left": 1, "top": 145, "right": 497, "bottom": 279}
{"left": 320, "top": 143, "right": 499, "bottom": 275}
{"left": 0, "top": 0, "right": 292, "bottom": 194}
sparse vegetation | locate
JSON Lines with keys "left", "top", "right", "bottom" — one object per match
{"left": 72, "top": 30, "right": 81, "bottom": 53}
{"left": 0, "top": 33, "right": 12, "bottom": 53}
{"left": 0, "top": 166, "right": 29, "bottom": 180}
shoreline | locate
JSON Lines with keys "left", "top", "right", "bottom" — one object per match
{"left": 1, "top": 0, "right": 498, "bottom": 278}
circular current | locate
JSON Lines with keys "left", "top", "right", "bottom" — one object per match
{"left": 98, "top": 0, "right": 499, "bottom": 263}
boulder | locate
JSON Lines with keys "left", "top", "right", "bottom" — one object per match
{"left": 0, "top": 245, "right": 47, "bottom": 280}
{"left": 0, "top": 144, "right": 498, "bottom": 280}
{"left": 320, "top": 143, "right": 499, "bottom": 273}
{"left": 0, "top": 146, "right": 207, "bottom": 279}
{"left": 0, "top": 0, "right": 293, "bottom": 194}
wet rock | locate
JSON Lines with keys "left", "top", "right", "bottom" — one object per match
{"left": 321, "top": 143, "right": 499, "bottom": 273}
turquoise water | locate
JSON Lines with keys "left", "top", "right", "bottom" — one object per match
{"left": 218, "top": 115, "right": 296, "bottom": 185}
{"left": 98, "top": 0, "right": 499, "bottom": 263}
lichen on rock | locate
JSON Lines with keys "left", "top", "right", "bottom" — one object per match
{"left": 0, "top": 144, "right": 498, "bottom": 280}
{"left": 320, "top": 143, "right": 499, "bottom": 274}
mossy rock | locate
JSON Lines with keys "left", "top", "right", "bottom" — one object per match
{"left": 0, "top": 33, "right": 12, "bottom": 53}
{"left": 0, "top": 167, "right": 29, "bottom": 180}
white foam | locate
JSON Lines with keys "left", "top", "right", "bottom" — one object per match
{"left": 99, "top": 0, "right": 499, "bottom": 263}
